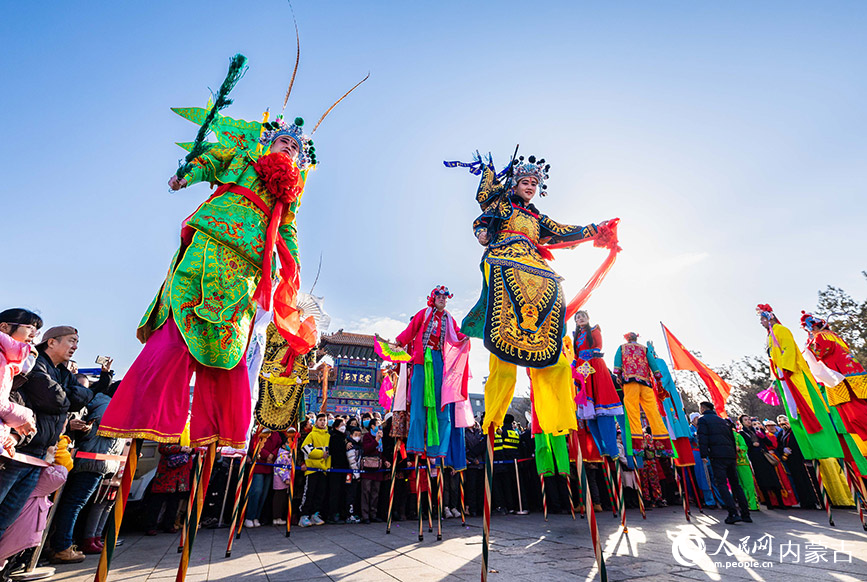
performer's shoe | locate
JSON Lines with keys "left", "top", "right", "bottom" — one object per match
{"left": 740, "top": 513, "right": 753, "bottom": 523}
{"left": 345, "top": 515, "right": 361, "bottom": 524}
{"left": 311, "top": 513, "right": 325, "bottom": 526}
{"left": 243, "top": 519, "right": 255, "bottom": 528}
{"left": 273, "top": 518, "right": 287, "bottom": 525}
{"left": 724, "top": 513, "right": 743, "bottom": 525}
{"left": 50, "top": 547, "right": 86, "bottom": 564}
{"left": 298, "top": 516, "right": 313, "bottom": 527}
{"left": 253, "top": 519, "right": 261, "bottom": 527}
{"left": 326, "top": 514, "right": 341, "bottom": 524}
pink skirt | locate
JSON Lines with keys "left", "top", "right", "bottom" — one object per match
{"left": 100, "top": 318, "right": 251, "bottom": 448}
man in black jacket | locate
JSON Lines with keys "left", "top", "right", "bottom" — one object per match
{"left": 0, "top": 326, "right": 92, "bottom": 537}
{"left": 696, "top": 401, "right": 751, "bottom": 524}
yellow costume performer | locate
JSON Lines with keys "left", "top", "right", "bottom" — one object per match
{"left": 457, "top": 153, "right": 615, "bottom": 433}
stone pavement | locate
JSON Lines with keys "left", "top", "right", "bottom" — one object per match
{"left": 48, "top": 506, "right": 867, "bottom": 581}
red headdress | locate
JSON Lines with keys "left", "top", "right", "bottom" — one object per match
{"left": 756, "top": 304, "right": 776, "bottom": 320}
{"left": 623, "top": 332, "right": 639, "bottom": 342}
{"left": 800, "top": 311, "right": 826, "bottom": 331}
{"left": 427, "top": 285, "right": 454, "bottom": 307}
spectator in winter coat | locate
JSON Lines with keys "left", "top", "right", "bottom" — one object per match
{"left": 696, "top": 402, "right": 751, "bottom": 524}
{"left": 360, "top": 418, "right": 389, "bottom": 523}
{"left": 272, "top": 435, "right": 295, "bottom": 526}
{"left": 0, "top": 309, "right": 42, "bottom": 456}
{"left": 50, "top": 378, "right": 125, "bottom": 559}
{"left": 0, "top": 326, "right": 92, "bottom": 537}
{"left": 345, "top": 426, "right": 363, "bottom": 523}
{"left": 326, "top": 418, "right": 349, "bottom": 523}
{"left": 0, "top": 436, "right": 72, "bottom": 570}
{"left": 298, "top": 414, "right": 330, "bottom": 527}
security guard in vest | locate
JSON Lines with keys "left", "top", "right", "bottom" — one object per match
{"left": 493, "top": 414, "right": 521, "bottom": 513}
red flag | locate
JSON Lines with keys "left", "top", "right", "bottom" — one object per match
{"left": 661, "top": 323, "right": 731, "bottom": 418}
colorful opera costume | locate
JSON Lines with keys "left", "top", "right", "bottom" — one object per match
{"left": 613, "top": 333, "right": 671, "bottom": 449}
{"left": 453, "top": 153, "right": 618, "bottom": 434}
{"left": 395, "top": 286, "right": 472, "bottom": 467}
{"left": 801, "top": 311, "right": 867, "bottom": 441}
{"left": 99, "top": 57, "right": 363, "bottom": 449}
{"left": 756, "top": 305, "right": 842, "bottom": 460}
{"left": 571, "top": 313, "right": 623, "bottom": 456}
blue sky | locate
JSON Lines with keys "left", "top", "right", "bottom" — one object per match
{"left": 2, "top": 1, "right": 865, "bottom": 394}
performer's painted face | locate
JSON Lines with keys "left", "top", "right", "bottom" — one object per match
{"left": 434, "top": 293, "right": 448, "bottom": 311}
{"left": 760, "top": 315, "right": 771, "bottom": 330}
{"left": 270, "top": 135, "right": 300, "bottom": 159}
{"left": 574, "top": 311, "right": 589, "bottom": 326}
{"left": 513, "top": 176, "right": 538, "bottom": 203}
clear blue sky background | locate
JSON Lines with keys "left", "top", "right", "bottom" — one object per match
{"left": 2, "top": 1, "right": 865, "bottom": 394}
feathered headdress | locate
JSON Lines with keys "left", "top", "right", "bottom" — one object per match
{"left": 173, "top": 15, "right": 367, "bottom": 171}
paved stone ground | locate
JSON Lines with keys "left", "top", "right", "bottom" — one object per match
{"left": 47, "top": 506, "right": 867, "bottom": 581}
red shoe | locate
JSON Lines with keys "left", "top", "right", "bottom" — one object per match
{"left": 81, "top": 537, "right": 103, "bottom": 555}
{"left": 96, "top": 538, "right": 105, "bottom": 549}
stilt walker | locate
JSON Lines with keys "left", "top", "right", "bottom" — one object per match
{"left": 97, "top": 18, "right": 363, "bottom": 576}
{"left": 448, "top": 148, "right": 619, "bottom": 581}
{"left": 757, "top": 304, "right": 845, "bottom": 528}
{"left": 392, "top": 286, "right": 473, "bottom": 541}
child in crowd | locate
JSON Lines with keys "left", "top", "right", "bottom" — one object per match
{"left": 298, "top": 414, "right": 330, "bottom": 527}
{"left": 345, "top": 426, "right": 363, "bottom": 523}
{"left": 272, "top": 432, "right": 296, "bottom": 526}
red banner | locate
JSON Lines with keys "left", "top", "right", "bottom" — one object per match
{"left": 661, "top": 323, "right": 731, "bottom": 418}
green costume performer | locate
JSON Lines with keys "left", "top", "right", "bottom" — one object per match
{"left": 734, "top": 431, "right": 759, "bottom": 511}
{"left": 101, "top": 56, "right": 366, "bottom": 448}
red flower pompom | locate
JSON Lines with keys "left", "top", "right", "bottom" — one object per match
{"left": 254, "top": 152, "right": 302, "bottom": 204}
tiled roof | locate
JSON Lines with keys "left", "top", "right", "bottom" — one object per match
{"left": 319, "top": 330, "right": 379, "bottom": 360}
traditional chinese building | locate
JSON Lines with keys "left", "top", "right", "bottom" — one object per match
{"left": 305, "top": 330, "right": 385, "bottom": 415}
